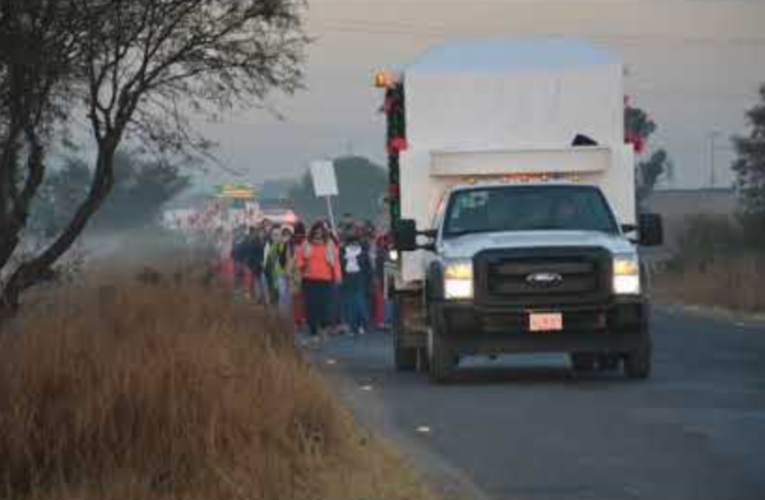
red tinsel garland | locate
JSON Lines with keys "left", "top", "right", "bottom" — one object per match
{"left": 388, "top": 136, "right": 408, "bottom": 154}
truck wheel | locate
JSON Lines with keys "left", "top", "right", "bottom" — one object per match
{"left": 393, "top": 296, "right": 417, "bottom": 372}
{"left": 624, "top": 332, "right": 652, "bottom": 380}
{"left": 428, "top": 331, "right": 456, "bottom": 384}
{"left": 394, "top": 337, "right": 418, "bottom": 371}
{"left": 570, "top": 352, "right": 596, "bottom": 372}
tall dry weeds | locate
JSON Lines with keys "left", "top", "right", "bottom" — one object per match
{"left": 655, "top": 252, "right": 765, "bottom": 314}
{"left": 655, "top": 215, "right": 765, "bottom": 314}
{"left": 0, "top": 279, "right": 353, "bottom": 500}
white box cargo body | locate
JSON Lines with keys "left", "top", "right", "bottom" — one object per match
{"left": 398, "top": 37, "right": 637, "bottom": 283}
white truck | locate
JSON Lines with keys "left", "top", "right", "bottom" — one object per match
{"left": 378, "top": 37, "right": 663, "bottom": 383}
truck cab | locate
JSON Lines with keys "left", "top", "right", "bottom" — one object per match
{"left": 394, "top": 181, "right": 663, "bottom": 382}
{"left": 376, "top": 37, "right": 663, "bottom": 382}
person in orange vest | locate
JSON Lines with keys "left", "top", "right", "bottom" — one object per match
{"left": 296, "top": 221, "right": 342, "bottom": 341}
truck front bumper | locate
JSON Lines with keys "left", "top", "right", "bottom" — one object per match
{"left": 437, "top": 299, "right": 649, "bottom": 355}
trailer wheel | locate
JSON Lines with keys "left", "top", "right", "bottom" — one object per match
{"left": 624, "top": 332, "right": 652, "bottom": 380}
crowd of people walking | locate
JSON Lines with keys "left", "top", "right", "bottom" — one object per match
{"left": 215, "top": 214, "right": 391, "bottom": 342}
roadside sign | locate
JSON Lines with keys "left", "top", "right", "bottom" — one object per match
{"left": 310, "top": 161, "right": 339, "bottom": 197}
{"left": 216, "top": 183, "right": 256, "bottom": 200}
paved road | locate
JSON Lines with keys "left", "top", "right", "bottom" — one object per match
{"left": 307, "top": 308, "right": 765, "bottom": 500}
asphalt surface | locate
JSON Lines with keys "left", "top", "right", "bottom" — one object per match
{"left": 306, "top": 308, "right": 765, "bottom": 500}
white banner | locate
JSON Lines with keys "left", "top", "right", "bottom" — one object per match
{"left": 310, "top": 160, "right": 339, "bottom": 197}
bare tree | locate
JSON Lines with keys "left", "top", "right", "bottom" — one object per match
{"left": 0, "top": 0, "right": 83, "bottom": 311}
{"left": 0, "top": 0, "right": 307, "bottom": 316}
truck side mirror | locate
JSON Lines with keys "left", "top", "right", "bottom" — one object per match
{"left": 638, "top": 213, "right": 663, "bottom": 247}
{"left": 620, "top": 223, "right": 637, "bottom": 235}
{"left": 394, "top": 219, "right": 418, "bottom": 251}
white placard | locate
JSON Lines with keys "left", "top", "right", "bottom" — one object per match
{"left": 310, "top": 160, "right": 339, "bottom": 197}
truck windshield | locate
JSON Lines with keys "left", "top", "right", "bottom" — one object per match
{"left": 443, "top": 185, "right": 620, "bottom": 238}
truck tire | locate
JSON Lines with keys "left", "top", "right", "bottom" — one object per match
{"left": 394, "top": 335, "right": 418, "bottom": 371}
{"left": 393, "top": 294, "right": 417, "bottom": 371}
{"left": 570, "top": 352, "right": 596, "bottom": 372}
{"left": 428, "top": 330, "right": 456, "bottom": 384}
{"left": 624, "top": 332, "right": 652, "bottom": 380}
{"left": 427, "top": 306, "right": 456, "bottom": 384}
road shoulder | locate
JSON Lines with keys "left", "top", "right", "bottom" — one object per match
{"left": 657, "top": 303, "right": 765, "bottom": 327}
{"left": 310, "top": 351, "right": 493, "bottom": 500}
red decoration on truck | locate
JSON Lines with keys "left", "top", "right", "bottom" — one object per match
{"left": 388, "top": 136, "right": 408, "bottom": 154}
{"left": 382, "top": 94, "right": 394, "bottom": 114}
{"left": 625, "top": 131, "right": 645, "bottom": 154}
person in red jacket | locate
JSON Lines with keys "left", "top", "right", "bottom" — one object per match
{"left": 296, "top": 222, "right": 342, "bottom": 340}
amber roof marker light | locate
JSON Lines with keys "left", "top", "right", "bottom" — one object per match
{"left": 374, "top": 70, "right": 400, "bottom": 89}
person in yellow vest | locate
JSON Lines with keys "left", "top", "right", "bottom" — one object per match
{"left": 264, "top": 225, "right": 292, "bottom": 316}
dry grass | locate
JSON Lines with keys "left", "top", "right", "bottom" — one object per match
{"left": 0, "top": 270, "right": 433, "bottom": 500}
{"left": 654, "top": 252, "right": 765, "bottom": 314}
{"left": 653, "top": 215, "right": 765, "bottom": 315}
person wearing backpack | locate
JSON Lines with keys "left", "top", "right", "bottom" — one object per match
{"left": 340, "top": 232, "right": 373, "bottom": 336}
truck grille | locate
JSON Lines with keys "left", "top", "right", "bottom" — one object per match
{"left": 474, "top": 247, "right": 611, "bottom": 307}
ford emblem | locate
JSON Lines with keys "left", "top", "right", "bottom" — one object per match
{"left": 526, "top": 272, "right": 564, "bottom": 287}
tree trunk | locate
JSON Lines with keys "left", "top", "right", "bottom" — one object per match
{"left": 0, "top": 122, "right": 25, "bottom": 271}
{"left": 0, "top": 144, "right": 117, "bottom": 318}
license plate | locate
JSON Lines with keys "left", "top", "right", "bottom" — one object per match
{"left": 529, "top": 312, "right": 563, "bottom": 332}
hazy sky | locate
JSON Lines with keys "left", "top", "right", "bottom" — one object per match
{"left": 197, "top": 0, "right": 765, "bottom": 190}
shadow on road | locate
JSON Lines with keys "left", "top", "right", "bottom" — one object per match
{"left": 442, "top": 365, "right": 632, "bottom": 387}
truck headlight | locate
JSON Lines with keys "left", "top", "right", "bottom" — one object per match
{"left": 444, "top": 260, "right": 473, "bottom": 300}
{"left": 613, "top": 254, "right": 641, "bottom": 295}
